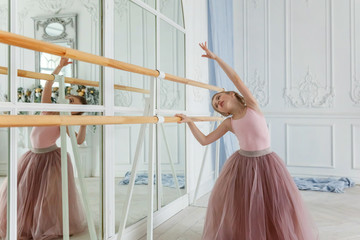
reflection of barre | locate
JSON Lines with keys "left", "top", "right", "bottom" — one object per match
{"left": 0, "top": 30, "right": 224, "bottom": 92}
{"left": 0, "top": 66, "right": 150, "bottom": 94}
{"left": 0, "top": 115, "right": 223, "bottom": 127}
{"left": 0, "top": 66, "right": 7, "bottom": 75}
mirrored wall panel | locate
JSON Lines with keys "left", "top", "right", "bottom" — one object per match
{"left": 160, "top": 0, "right": 184, "bottom": 27}
{"left": 12, "top": 111, "right": 103, "bottom": 239}
{"left": 0, "top": 0, "right": 8, "bottom": 102}
{"left": 138, "top": 0, "right": 155, "bottom": 9}
{"left": 17, "top": 0, "right": 102, "bottom": 105}
{"left": 113, "top": 114, "right": 158, "bottom": 228}
{"left": 114, "top": 0, "right": 155, "bottom": 109}
{"left": 0, "top": 112, "right": 9, "bottom": 238}
{"left": 158, "top": 122, "right": 186, "bottom": 207}
{"left": 159, "top": 19, "right": 185, "bottom": 110}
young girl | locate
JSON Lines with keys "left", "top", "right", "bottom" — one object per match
{"left": 176, "top": 42, "right": 318, "bottom": 240}
{"left": 0, "top": 57, "right": 87, "bottom": 240}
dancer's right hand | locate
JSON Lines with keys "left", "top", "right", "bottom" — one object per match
{"left": 175, "top": 114, "right": 192, "bottom": 123}
{"left": 58, "top": 57, "right": 72, "bottom": 67}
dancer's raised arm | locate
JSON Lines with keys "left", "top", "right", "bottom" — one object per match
{"left": 41, "top": 57, "right": 72, "bottom": 104}
{"left": 199, "top": 42, "right": 259, "bottom": 111}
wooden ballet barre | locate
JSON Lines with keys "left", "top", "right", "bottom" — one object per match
{"left": 0, "top": 66, "right": 150, "bottom": 94}
{"left": 0, "top": 30, "right": 224, "bottom": 92}
{"left": 0, "top": 66, "right": 7, "bottom": 75}
{"left": 0, "top": 115, "right": 223, "bottom": 128}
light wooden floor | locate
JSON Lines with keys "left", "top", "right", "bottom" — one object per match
{"left": 1, "top": 176, "right": 359, "bottom": 240}
{"left": 139, "top": 185, "right": 360, "bottom": 240}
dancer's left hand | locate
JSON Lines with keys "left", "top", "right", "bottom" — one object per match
{"left": 175, "top": 114, "right": 192, "bottom": 123}
{"left": 199, "top": 42, "right": 216, "bottom": 60}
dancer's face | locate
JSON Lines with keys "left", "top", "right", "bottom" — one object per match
{"left": 65, "top": 96, "right": 84, "bottom": 115}
{"left": 66, "top": 96, "right": 82, "bottom": 105}
{"left": 212, "top": 92, "right": 234, "bottom": 115}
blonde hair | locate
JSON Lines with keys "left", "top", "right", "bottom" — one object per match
{"left": 211, "top": 91, "right": 246, "bottom": 117}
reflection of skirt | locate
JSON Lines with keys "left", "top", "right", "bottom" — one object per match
{"left": 0, "top": 145, "right": 86, "bottom": 240}
{"left": 202, "top": 148, "right": 318, "bottom": 240}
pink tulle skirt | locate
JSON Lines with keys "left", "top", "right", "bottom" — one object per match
{"left": 0, "top": 146, "right": 86, "bottom": 240}
{"left": 202, "top": 149, "right": 318, "bottom": 240}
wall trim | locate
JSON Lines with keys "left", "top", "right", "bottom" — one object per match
{"left": 351, "top": 124, "right": 360, "bottom": 170}
{"left": 284, "top": 0, "right": 335, "bottom": 108}
{"left": 243, "top": 0, "right": 270, "bottom": 107}
{"left": 350, "top": 0, "right": 360, "bottom": 106}
{"left": 285, "top": 123, "right": 335, "bottom": 168}
{"left": 264, "top": 112, "right": 360, "bottom": 119}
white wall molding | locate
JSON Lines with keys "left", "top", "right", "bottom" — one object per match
{"left": 37, "top": 0, "right": 75, "bottom": 14}
{"left": 264, "top": 112, "right": 360, "bottom": 119}
{"left": 284, "top": 0, "right": 335, "bottom": 108}
{"left": 114, "top": 0, "right": 128, "bottom": 21}
{"left": 285, "top": 123, "right": 335, "bottom": 168}
{"left": 191, "top": 64, "right": 206, "bottom": 103}
{"left": 243, "top": 0, "right": 270, "bottom": 107}
{"left": 351, "top": 124, "right": 360, "bottom": 170}
{"left": 350, "top": 0, "right": 360, "bottom": 106}
{"left": 0, "top": 3, "right": 8, "bottom": 29}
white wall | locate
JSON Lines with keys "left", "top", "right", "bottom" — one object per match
{"left": 234, "top": 0, "right": 360, "bottom": 182}
{"left": 183, "top": 0, "right": 216, "bottom": 197}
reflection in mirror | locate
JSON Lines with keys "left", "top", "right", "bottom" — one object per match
{"left": 160, "top": 0, "right": 184, "bottom": 27}
{"left": 0, "top": 1, "right": 8, "bottom": 102}
{"left": 1, "top": 112, "right": 103, "bottom": 239}
{"left": 138, "top": 0, "right": 155, "bottom": 8}
{"left": 113, "top": 114, "right": 158, "bottom": 227}
{"left": 45, "top": 22, "right": 65, "bottom": 37}
{"left": 114, "top": 0, "right": 155, "bottom": 109}
{"left": 159, "top": 20, "right": 185, "bottom": 110}
{"left": 17, "top": 1, "right": 102, "bottom": 106}
{"left": 158, "top": 122, "right": 186, "bottom": 207}
{"left": 33, "top": 14, "right": 77, "bottom": 78}
{"left": 0, "top": 112, "right": 9, "bottom": 238}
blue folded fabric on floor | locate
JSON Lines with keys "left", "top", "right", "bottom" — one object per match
{"left": 119, "top": 171, "right": 185, "bottom": 189}
{"left": 293, "top": 177, "right": 355, "bottom": 193}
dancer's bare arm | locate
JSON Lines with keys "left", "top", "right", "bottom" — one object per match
{"left": 176, "top": 114, "right": 230, "bottom": 146}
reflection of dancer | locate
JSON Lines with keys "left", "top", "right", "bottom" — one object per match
{"left": 176, "top": 42, "right": 318, "bottom": 240}
{"left": 0, "top": 57, "right": 87, "bottom": 240}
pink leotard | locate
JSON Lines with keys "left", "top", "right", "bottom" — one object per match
{"left": 30, "top": 113, "right": 60, "bottom": 149}
{"left": 231, "top": 107, "right": 270, "bottom": 151}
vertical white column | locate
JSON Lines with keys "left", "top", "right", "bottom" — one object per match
{"left": 8, "top": 0, "right": 17, "bottom": 238}
{"left": 58, "top": 75, "right": 70, "bottom": 240}
{"left": 60, "top": 125, "right": 70, "bottom": 240}
{"left": 146, "top": 77, "right": 156, "bottom": 240}
{"left": 155, "top": 0, "right": 162, "bottom": 213}
{"left": 103, "top": 0, "right": 116, "bottom": 238}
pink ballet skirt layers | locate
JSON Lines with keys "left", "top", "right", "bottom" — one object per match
{"left": 202, "top": 148, "right": 318, "bottom": 240}
{"left": 0, "top": 146, "right": 86, "bottom": 240}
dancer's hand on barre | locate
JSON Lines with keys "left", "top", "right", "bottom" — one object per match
{"left": 199, "top": 41, "right": 217, "bottom": 60}
{"left": 175, "top": 114, "right": 192, "bottom": 123}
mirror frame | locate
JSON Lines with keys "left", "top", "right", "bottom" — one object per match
{"left": 32, "top": 14, "right": 77, "bottom": 78}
